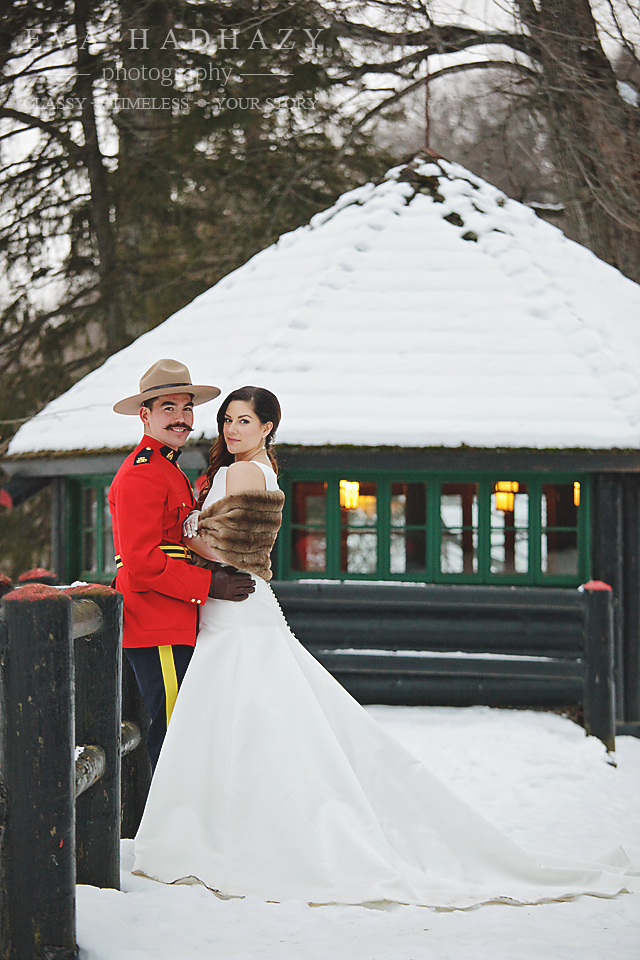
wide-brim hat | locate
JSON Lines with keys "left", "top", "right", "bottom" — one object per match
{"left": 113, "top": 359, "right": 221, "bottom": 415}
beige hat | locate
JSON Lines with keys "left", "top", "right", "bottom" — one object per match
{"left": 113, "top": 359, "right": 221, "bottom": 415}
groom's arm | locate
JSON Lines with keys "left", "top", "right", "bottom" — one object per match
{"left": 113, "top": 455, "right": 254, "bottom": 603}
{"left": 114, "top": 464, "right": 211, "bottom": 603}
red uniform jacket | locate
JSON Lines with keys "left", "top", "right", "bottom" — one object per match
{"left": 109, "top": 436, "right": 211, "bottom": 648}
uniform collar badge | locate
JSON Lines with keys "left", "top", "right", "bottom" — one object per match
{"left": 159, "top": 445, "right": 181, "bottom": 463}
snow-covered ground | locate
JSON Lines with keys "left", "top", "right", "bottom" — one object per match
{"left": 76, "top": 706, "right": 640, "bottom": 960}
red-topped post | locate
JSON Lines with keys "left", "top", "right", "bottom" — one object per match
{"left": 581, "top": 581, "right": 616, "bottom": 752}
{"left": 0, "top": 584, "right": 78, "bottom": 960}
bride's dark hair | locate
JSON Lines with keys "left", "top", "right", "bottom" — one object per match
{"left": 197, "top": 386, "right": 281, "bottom": 507}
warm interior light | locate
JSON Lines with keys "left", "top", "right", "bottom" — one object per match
{"left": 356, "top": 495, "right": 377, "bottom": 518}
{"left": 574, "top": 482, "right": 580, "bottom": 507}
{"left": 494, "top": 481, "right": 519, "bottom": 513}
{"left": 495, "top": 491, "right": 514, "bottom": 512}
{"left": 495, "top": 481, "right": 520, "bottom": 493}
{"left": 340, "top": 480, "right": 360, "bottom": 509}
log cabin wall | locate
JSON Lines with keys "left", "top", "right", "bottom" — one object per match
{"left": 591, "top": 473, "right": 640, "bottom": 727}
{"left": 4, "top": 450, "right": 640, "bottom": 728}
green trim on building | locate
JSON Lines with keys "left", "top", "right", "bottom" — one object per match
{"left": 277, "top": 470, "right": 590, "bottom": 587}
{"left": 65, "top": 468, "right": 590, "bottom": 587}
{"left": 66, "top": 469, "right": 201, "bottom": 584}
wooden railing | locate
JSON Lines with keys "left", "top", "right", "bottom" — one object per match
{"left": 272, "top": 580, "right": 616, "bottom": 751}
{"left": 0, "top": 577, "right": 617, "bottom": 958}
{"left": 0, "top": 583, "right": 143, "bottom": 960}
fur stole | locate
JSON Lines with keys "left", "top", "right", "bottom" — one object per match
{"left": 191, "top": 489, "right": 285, "bottom": 581}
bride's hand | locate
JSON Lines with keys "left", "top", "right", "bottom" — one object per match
{"left": 183, "top": 510, "right": 200, "bottom": 539}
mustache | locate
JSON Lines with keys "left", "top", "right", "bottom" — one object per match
{"left": 168, "top": 422, "right": 193, "bottom": 433}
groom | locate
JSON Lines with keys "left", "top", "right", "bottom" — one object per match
{"left": 109, "top": 359, "right": 255, "bottom": 768}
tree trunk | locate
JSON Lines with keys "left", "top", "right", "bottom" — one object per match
{"left": 73, "top": 0, "right": 125, "bottom": 349}
{"left": 518, "top": 0, "right": 640, "bottom": 281}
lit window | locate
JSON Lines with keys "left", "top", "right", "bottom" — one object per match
{"left": 491, "top": 482, "right": 529, "bottom": 574}
{"left": 341, "top": 481, "right": 377, "bottom": 574}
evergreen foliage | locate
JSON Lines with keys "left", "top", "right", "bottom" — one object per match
{"left": 0, "top": 486, "right": 51, "bottom": 580}
{"left": 0, "top": 0, "right": 392, "bottom": 449}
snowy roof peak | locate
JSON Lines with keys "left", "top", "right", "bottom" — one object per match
{"left": 7, "top": 156, "right": 640, "bottom": 456}
{"left": 308, "top": 153, "right": 506, "bottom": 239}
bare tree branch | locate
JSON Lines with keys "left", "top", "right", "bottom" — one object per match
{"left": 0, "top": 108, "right": 83, "bottom": 154}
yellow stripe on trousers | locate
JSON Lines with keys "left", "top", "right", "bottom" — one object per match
{"left": 158, "top": 645, "right": 179, "bottom": 726}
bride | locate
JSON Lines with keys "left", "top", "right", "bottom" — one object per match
{"left": 133, "top": 386, "right": 638, "bottom": 908}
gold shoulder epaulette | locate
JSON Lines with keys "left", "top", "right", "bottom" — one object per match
{"left": 134, "top": 447, "right": 154, "bottom": 465}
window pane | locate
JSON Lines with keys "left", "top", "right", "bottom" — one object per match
{"left": 103, "top": 487, "right": 116, "bottom": 574}
{"left": 441, "top": 529, "right": 478, "bottom": 574}
{"left": 290, "top": 482, "right": 327, "bottom": 573}
{"left": 391, "top": 483, "right": 426, "bottom": 527}
{"left": 342, "top": 532, "right": 377, "bottom": 574}
{"left": 391, "top": 530, "right": 426, "bottom": 574}
{"left": 490, "top": 482, "right": 528, "bottom": 574}
{"left": 491, "top": 482, "right": 528, "bottom": 527}
{"left": 491, "top": 529, "right": 528, "bottom": 574}
{"left": 341, "top": 481, "right": 377, "bottom": 528}
{"left": 292, "top": 482, "right": 327, "bottom": 525}
{"left": 440, "top": 483, "right": 478, "bottom": 574}
{"left": 541, "top": 484, "right": 578, "bottom": 576}
{"left": 542, "top": 530, "right": 578, "bottom": 575}
{"left": 291, "top": 529, "right": 326, "bottom": 572}
{"left": 542, "top": 484, "right": 578, "bottom": 528}
{"left": 82, "top": 487, "right": 97, "bottom": 572}
{"left": 440, "top": 483, "right": 478, "bottom": 529}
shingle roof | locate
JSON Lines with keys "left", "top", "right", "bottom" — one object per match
{"left": 8, "top": 155, "right": 640, "bottom": 455}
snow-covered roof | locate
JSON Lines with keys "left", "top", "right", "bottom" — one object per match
{"left": 8, "top": 155, "right": 640, "bottom": 456}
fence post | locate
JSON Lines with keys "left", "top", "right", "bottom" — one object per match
{"left": 67, "top": 584, "right": 122, "bottom": 890}
{"left": 582, "top": 581, "right": 616, "bottom": 752}
{"left": 0, "top": 584, "right": 78, "bottom": 960}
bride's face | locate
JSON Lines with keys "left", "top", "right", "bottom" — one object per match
{"left": 223, "top": 400, "right": 272, "bottom": 459}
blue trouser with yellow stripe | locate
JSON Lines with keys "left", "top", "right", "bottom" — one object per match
{"left": 125, "top": 645, "right": 193, "bottom": 770}
{"left": 115, "top": 543, "right": 196, "bottom": 769}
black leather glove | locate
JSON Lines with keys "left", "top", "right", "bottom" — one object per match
{"left": 208, "top": 563, "right": 255, "bottom": 601}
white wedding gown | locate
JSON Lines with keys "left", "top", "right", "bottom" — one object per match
{"left": 133, "top": 463, "right": 638, "bottom": 908}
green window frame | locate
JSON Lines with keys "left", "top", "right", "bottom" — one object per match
{"left": 278, "top": 471, "right": 590, "bottom": 587}
{"left": 66, "top": 470, "right": 201, "bottom": 584}
{"left": 66, "top": 474, "right": 116, "bottom": 584}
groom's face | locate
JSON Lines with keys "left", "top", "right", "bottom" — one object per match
{"left": 140, "top": 393, "right": 194, "bottom": 449}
